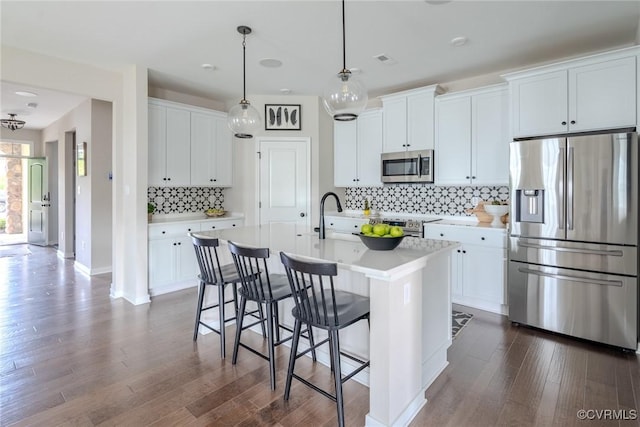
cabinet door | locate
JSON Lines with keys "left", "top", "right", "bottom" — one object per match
{"left": 148, "top": 104, "right": 167, "bottom": 187}
{"left": 511, "top": 70, "right": 568, "bottom": 138}
{"left": 213, "top": 115, "right": 233, "bottom": 186}
{"left": 334, "top": 121, "right": 358, "bottom": 186}
{"left": 149, "top": 238, "right": 176, "bottom": 287}
{"left": 435, "top": 96, "right": 472, "bottom": 185}
{"left": 382, "top": 97, "right": 408, "bottom": 153}
{"left": 407, "top": 90, "right": 436, "bottom": 151}
{"left": 175, "top": 235, "right": 199, "bottom": 282}
{"left": 165, "top": 107, "right": 191, "bottom": 186}
{"left": 569, "top": 56, "right": 636, "bottom": 132}
{"left": 462, "top": 245, "right": 504, "bottom": 305}
{"left": 472, "top": 88, "right": 509, "bottom": 185}
{"left": 190, "top": 111, "right": 216, "bottom": 186}
{"left": 356, "top": 110, "right": 383, "bottom": 187}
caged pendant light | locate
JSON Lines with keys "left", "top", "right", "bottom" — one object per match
{"left": 1, "top": 113, "right": 26, "bottom": 131}
{"left": 322, "top": 0, "right": 368, "bottom": 121}
{"left": 227, "top": 25, "right": 261, "bottom": 139}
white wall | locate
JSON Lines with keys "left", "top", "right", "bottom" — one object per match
{"left": 90, "top": 99, "right": 113, "bottom": 274}
{"left": 1, "top": 46, "right": 151, "bottom": 304}
{"left": 224, "top": 94, "right": 341, "bottom": 227}
{"left": 0, "top": 128, "right": 42, "bottom": 152}
{"left": 40, "top": 98, "right": 112, "bottom": 274}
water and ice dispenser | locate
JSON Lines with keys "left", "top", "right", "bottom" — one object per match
{"left": 515, "top": 189, "right": 544, "bottom": 223}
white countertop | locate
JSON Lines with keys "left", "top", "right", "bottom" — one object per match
{"left": 326, "top": 210, "right": 508, "bottom": 231}
{"left": 193, "top": 223, "right": 459, "bottom": 279}
{"left": 149, "top": 212, "right": 244, "bottom": 225}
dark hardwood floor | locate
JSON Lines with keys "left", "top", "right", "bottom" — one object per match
{"left": 1, "top": 244, "right": 639, "bottom": 426}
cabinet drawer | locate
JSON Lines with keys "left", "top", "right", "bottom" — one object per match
{"left": 326, "top": 217, "right": 367, "bottom": 233}
{"left": 424, "top": 224, "right": 506, "bottom": 248}
{"left": 149, "top": 222, "right": 201, "bottom": 239}
{"left": 202, "top": 219, "right": 244, "bottom": 230}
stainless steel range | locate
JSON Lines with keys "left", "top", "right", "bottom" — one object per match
{"left": 369, "top": 217, "right": 440, "bottom": 237}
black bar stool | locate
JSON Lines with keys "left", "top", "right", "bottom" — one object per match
{"left": 227, "top": 240, "right": 316, "bottom": 391}
{"left": 280, "top": 251, "right": 370, "bottom": 427}
{"left": 191, "top": 235, "right": 244, "bottom": 359}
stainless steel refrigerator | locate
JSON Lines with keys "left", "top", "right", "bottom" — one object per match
{"left": 508, "top": 129, "right": 638, "bottom": 349}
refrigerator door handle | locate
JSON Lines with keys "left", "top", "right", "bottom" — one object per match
{"left": 567, "top": 146, "right": 574, "bottom": 230}
{"left": 517, "top": 267, "right": 623, "bottom": 287}
{"left": 558, "top": 147, "right": 565, "bottom": 229}
{"left": 518, "top": 242, "right": 624, "bottom": 257}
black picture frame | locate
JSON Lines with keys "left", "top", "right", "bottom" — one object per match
{"left": 265, "top": 104, "right": 301, "bottom": 130}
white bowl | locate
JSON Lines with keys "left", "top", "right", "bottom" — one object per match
{"left": 483, "top": 204, "right": 509, "bottom": 226}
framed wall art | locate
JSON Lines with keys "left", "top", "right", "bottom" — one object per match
{"left": 77, "top": 141, "right": 87, "bottom": 176}
{"left": 265, "top": 104, "right": 301, "bottom": 131}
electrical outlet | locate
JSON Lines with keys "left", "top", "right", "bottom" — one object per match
{"left": 81, "top": 241, "right": 86, "bottom": 250}
{"left": 404, "top": 283, "right": 410, "bottom": 305}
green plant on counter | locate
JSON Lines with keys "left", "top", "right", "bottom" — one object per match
{"left": 0, "top": 218, "right": 5, "bottom": 230}
{"left": 148, "top": 203, "right": 156, "bottom": 214}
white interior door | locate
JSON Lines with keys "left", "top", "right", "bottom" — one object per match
{"left": 258, "top": 137, "right": 310, "bottom": 225}
{"left": 27, "top": 157, "right": 49, "bottom": 246}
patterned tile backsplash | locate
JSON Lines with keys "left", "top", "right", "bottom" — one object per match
{"left": 149, "top": 184, "right": 508, "bottom": 217}
{"left": 345, "top": 185, "right": 510, "bottom": 216}
{"left": 148, "top": 187, "right": 224, "bottom": 214}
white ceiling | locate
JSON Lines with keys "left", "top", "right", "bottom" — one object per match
{"left": 1, "top": 0, "right": 639, "bottom": 130}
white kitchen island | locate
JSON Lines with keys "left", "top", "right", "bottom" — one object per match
{"left": 194, "top": 223, "right": 459, "bottom": 427}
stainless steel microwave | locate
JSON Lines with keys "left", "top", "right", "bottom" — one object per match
{"left": 381, "top": 149, "right": 434, "bottom": 183}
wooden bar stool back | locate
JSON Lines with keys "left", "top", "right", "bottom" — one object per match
{"left": 191, "top": 235, "right": 241, "bottom": 358}
{"left": 227, "top": 240, "right": 315, "bottom": 390}
{"left": 280, "top": 251, "right": 370, "bottom": 427}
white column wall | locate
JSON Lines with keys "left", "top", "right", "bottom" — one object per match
{"left": 1, "top": 46, "right": 151, "bottom": 305}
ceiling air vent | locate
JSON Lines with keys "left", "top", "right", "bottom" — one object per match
{"left": 373, "top": 53, "right": 397, "bottom": 65}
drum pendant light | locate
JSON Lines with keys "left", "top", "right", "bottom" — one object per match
{"left": 322, "top": 0, "right": 368, "bottom": 121}
{"left": 228, "top": 25, "right": 261, "bottom": 139}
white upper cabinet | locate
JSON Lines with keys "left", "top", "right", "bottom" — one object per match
{"left": 505, "top": 48, "right": 638, "bottom": 138}
{"left": 190, "top": 111, "right": 233, "bottom": 186}
{"left": 436, "top": 85, "right": 509, "bottom": 185}
{"left": 334, "top": 109, "right": 383, "bottom": 187}
{"left": 148, "top": 98, "right": 232, "bottom": 187}
{"left": 149, "top": 104, "right": 191, "bottom": 187}
{"left": 381, "top": 85, "right": 443, "bottom": 153}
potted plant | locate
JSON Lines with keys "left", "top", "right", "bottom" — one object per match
{"left": 147, "top": 203, "right": 156, "bottom": 222}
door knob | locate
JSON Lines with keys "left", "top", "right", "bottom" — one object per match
{"left": 300, "top": 212, "right": 306, "bottom": 217}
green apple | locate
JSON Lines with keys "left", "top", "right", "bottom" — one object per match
{"left": 361, "top": 223, "right": 373, "bottom": 234}
{"left": 372, "top": 223, "right": 387, "bottom": 236}
{"left": 389, "top": 226, "right": 404, "bottom": 237}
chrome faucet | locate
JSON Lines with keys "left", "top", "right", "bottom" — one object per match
{"left": 319, "top": 191, "right": 343, "bottom": 239}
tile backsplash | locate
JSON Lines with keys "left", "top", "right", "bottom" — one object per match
{"left": 148, "top": 187, "right": 224, "bottom": 214}
{"left": 345, "top": 185, "right": 509, "bottom": 216}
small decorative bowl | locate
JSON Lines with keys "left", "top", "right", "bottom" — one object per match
{"left": 205, "top": 210, "right": 226, "bottom": 218}
{"left": 483, "top": 205, "right": 509, "bottom": 227}
{"left": 358, "top": 233, "right": 405, "bottom": 251}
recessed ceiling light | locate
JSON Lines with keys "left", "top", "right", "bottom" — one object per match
{"left": 373, "top": 54, "right": 397, "bottom": 65}
{"left": 450, "top": 36, "right": 468, "bottom": 47}
{"left": 280, "top": 88, "right": 291, "bottom": 95}
{"left": 260, "top": 58, "right": 283, "bottom": 68}
{"left": 201, "top": 63, "right": 215, "bottom": 70}
{"left": 15, "top": 91, "right": 37, "bottom": 97}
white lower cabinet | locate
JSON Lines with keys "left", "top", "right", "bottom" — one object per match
{"left": 148, "top": 218, "right": 244, "bottom": 296}
{"left": 424, "top": 223, "right": 507, "bottom": 314}
{"left": 325, "top": 216, "right": 368, "bottom": 233}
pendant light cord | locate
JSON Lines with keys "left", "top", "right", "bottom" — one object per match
{"left": 341, "top": 0, "right": 347, "bottom": 72}
{"left": 242, "top": 33, "right": 247, "bottom": 102}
